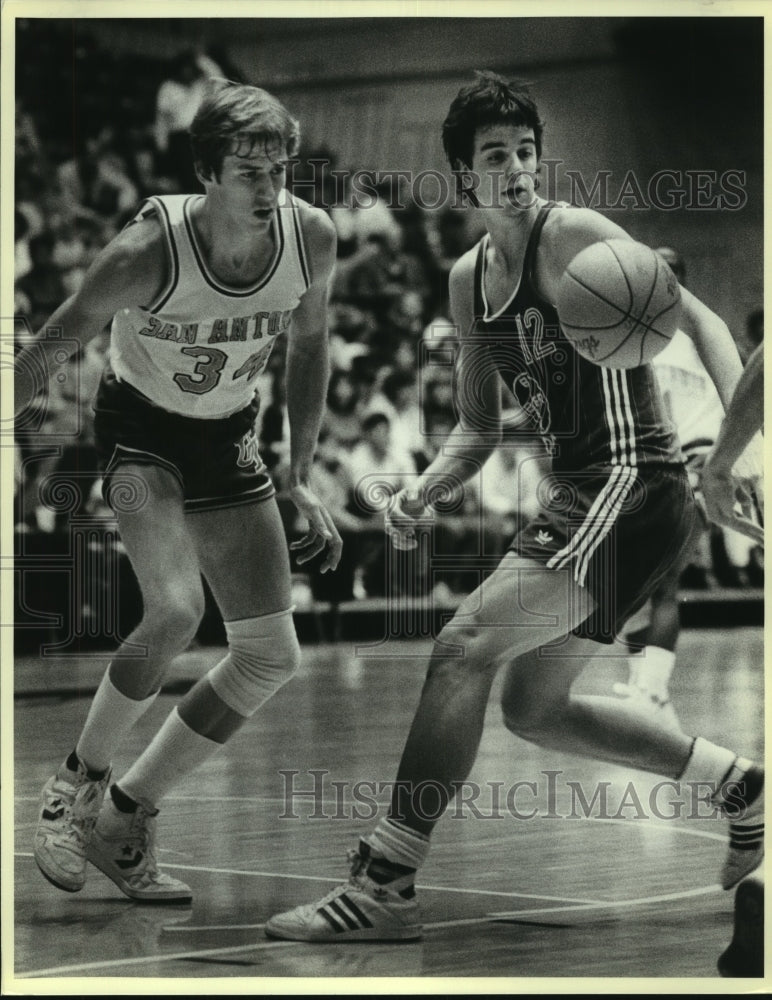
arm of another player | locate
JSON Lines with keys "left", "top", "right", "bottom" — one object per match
{"left": 676, "top": 289, "right": 762, "bottom": 516}
{"left": 14, "top": 217, "right": 165, "bottom": 417}
{"left": 701, "top": 342, "right": 764, "bottom": 542}
{"left": 677, "top": 288, "right": 745, "bottom": 411}
{"left": 284, "top": 207, "right": 343, "bottom": 573}
{"left": 387, "top": 251, "right": 503, "bottom": 549}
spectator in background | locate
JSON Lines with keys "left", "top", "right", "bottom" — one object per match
{"left": 327, "top": 301, "right": 376, "bottom": 373}
{"left": 367, "top": 290, "right": 425, "bottom": 375}
{"left": 305, "top": 430, "right": 381, "bottom": 603}
{"left": 15, "top": 210, "right": 32, "bottom": 282}
{"left": 154, "top": 50, "right": 223, "bottom": 192}
{"left": 57, "top": 128, "right": 139, "bottom": 226}
{"left": 15, "top": 96, "right": 43, "bottom": 166}
{"left": 16, "top": 171, "right": 48, "bottom": 240}
{"left": 119, "top": 127, "right": 178, "bottom": 201}
{"left": 17, "top": 233, "right": 68, "bottom": 330}
{"left": 369, "top": 369, "right": 425, "bottom": 465}
{"left": 322, "top": 369, "right": 366, "bottom": 452}
{"left": 346, "top": 411, "right": 416, "bottom": 596}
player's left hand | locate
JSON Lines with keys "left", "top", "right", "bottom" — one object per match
{"left": 289, "top": 483, "right": 343, "bottom": 572}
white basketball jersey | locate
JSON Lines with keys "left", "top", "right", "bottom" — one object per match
{"left": 110, "top": 191, "right": 311, "bottom": 418}
{"left": 652, "top": 329, "right": 724, "bottom": 455}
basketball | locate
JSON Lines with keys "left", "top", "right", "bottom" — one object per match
{"left": 556, "top": 239, "right": 682, "bottom": 368}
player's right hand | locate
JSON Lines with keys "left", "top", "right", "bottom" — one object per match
{"left": 385, "top": 486, "right": 432, "bottom": 551}
{"left": 702, "top": 457, "right": 764, "bottom": 545}
{"left": 288, "top": 483, "right": 343, "bottom": 572}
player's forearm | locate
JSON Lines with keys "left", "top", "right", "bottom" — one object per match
{"left": 416, "top": 421, "right": 500, "bottom": 503}
{"left": 705, "top": 342, "right": 764, "bottom": 473}
{"left": 285, "top": 338, "right": 330, "bottom": 487}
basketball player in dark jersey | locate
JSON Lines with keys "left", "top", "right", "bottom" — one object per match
{"left": 267, "top": 72, "right": 762, "bottom": 942}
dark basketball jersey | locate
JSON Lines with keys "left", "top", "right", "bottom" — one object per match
{"left": 471, "top": 202, "right": 681, "bottom": 472}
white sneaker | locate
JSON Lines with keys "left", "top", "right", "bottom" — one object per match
{"left": 34, "top": 757, "right": 111, "bottom": 893}
{"left": 265, "top": 850, "right": 422, "bottom": 942}
{"left": 612, "top": 682, "right": 682, "bottom": 733}
{"left": 87, "top": 796, "right": 192, "bottom": 902}
{"left": 721, "top": 770, "right": 764, "bottom": 891}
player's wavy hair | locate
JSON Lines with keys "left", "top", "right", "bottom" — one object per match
{"left": 442, "top": 70, "right": 545, "bottom": 171}
{"left": 190, "top": 79, "right": 300, "bottom": 181}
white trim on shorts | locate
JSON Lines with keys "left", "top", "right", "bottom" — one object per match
{"left": 546, "top": 465, "right": 639, "bottom": 585}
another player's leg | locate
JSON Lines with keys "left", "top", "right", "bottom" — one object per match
{"left": 618, "top": 581, "right": 682, "bottom": 733}
{"left": 265, "top": 554, "right": 595, "bottom": 941}
{"left": 717, "top": 871, "right": 765, "bottom": 977}
{"left": 616, "top": 512, "right": 707, "bottom": 732}
{"left": 88, "top": 497, "right": 299, "bottom": 901}
{"left": 34, "top": 464, "right": 204, "bottom": 895}
{"left": 501, "top": 635, "right": 763, "bottom": 889}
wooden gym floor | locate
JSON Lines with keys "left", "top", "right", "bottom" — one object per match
{"left": 8, "top": 626, "right": 765, "bottom": 990}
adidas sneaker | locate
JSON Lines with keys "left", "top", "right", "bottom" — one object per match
{"left": 265, "top": 849, "right": 422, "bottom": 942}
{"left": 721, "top": 769, "right": 764, "bottom": 891}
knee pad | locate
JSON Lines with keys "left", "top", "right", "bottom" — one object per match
{"left": 208, "top": 608, "right": 301, "bottom": 717}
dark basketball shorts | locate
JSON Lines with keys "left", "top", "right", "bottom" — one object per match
{"left": 511, "top": 463, "right": 697, "bottom": 644}
{"left": 93, "top": 370, "right": 275, "bottom": 514}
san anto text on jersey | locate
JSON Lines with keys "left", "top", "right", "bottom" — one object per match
{"left": 137, "top": 308, "right": 294, "bottom": 345}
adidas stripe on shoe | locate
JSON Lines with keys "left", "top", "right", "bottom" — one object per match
{"left": 721, "top": 768, "right": 764, "bottom": 891}
{"left": 265, "top": 850, "right": 422, "bottom": 942}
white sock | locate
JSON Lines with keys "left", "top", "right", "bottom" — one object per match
{"left": 76, "top": 671, "right": 158, "bottom": 773}
{"left": 364, "top": 817, "right": 430, "bottom": 870}
{"left": 633, "top": 646, "right": 676, "bottom": 701}
{"left": 626, "top": 654, "right": 642, "bottom": 689}
{"left": 678, "top": 737, "right": 751, "bottom": 803}
{"left": 118, "top": 708, "right": 221, "bottom": 810}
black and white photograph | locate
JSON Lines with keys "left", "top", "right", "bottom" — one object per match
{"left": 3, "top": 2, "right": 766, "bottom": 991}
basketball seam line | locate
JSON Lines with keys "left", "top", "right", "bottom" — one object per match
{"left": 601, "top": 242, "right": 660, "bottom": 365}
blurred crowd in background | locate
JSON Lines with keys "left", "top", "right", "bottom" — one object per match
{"left": 14, "top": 25, "right": 763, "bottom": 623}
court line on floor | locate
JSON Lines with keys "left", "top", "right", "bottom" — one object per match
{"left": 13, "top": 794, "right": 735, "bottom": 845}
{"left": 162, "top": 884, "right": 724, "bottom": 934}
{"left": 13, "top": 852, "right": 606, "bottom": 904}
{"left": 589, "top": 815, "right": 728, "bottom": 843}
{"left": 16, "top": 883, "right": 724, "bottom": 978}
{"left": 16, "top": 940, "right": 299, "bottom": 979}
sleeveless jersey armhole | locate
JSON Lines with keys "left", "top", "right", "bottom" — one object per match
{"left": 290, "top": 196, "right": 312, "bottom": 291}
{"left": 143, "top": 197, "right": 179, "bottom": 313}
{"left": 523, "top": 202, "right": 559, "bottom": 312}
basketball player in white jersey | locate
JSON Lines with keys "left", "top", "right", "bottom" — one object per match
{"left": 15, "top": 81, "right": 342, "bottom": 901}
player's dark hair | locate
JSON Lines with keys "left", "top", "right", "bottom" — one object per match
{"left": 190, "top": 80, "right": 300, "bottom": 181}
{"left": 442, "top": 70, "right": 545, "bottom": 171}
